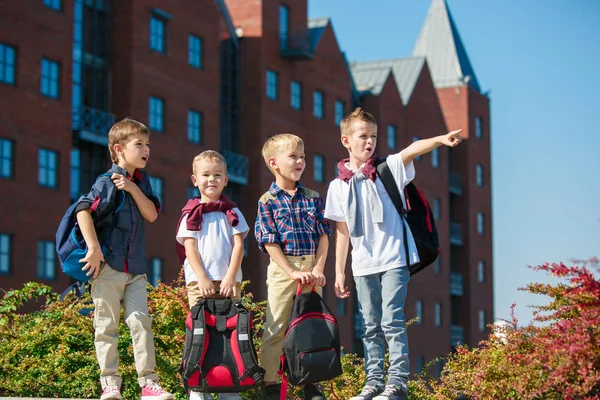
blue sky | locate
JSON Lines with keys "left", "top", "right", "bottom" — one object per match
{"left": 308, "top": 0, "right": 600, "bottom": 325}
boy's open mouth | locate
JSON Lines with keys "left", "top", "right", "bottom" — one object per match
{"left": 141, "top": 156, "right": 148, "bottom": 161}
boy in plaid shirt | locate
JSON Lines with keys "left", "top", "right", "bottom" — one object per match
{"left": 254, "top": 133, "right": 330, "bottom": 400}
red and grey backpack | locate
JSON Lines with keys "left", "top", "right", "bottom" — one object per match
{"left": 278, "top": 284, "right": 342, "bottom": 399}
{"left": 376, "top": 159, "right": 440, "bottom": 275}
{"left": 179, "top": 298, "right": 264, "bottom": 395}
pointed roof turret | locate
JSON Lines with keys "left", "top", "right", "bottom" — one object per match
{"left": 412, "top": 0, "right": 481, "bottom": 92}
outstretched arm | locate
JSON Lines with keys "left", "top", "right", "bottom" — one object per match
{"left": 402, "top": 129, "right": 463, "bottom": 166}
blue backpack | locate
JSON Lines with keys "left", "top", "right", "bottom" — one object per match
{"left": 55, "top": 173, "right": 125, "bottom": 283}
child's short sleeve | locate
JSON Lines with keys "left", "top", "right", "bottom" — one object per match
{"left": 232, "top": 208, "right": 250, "bottom": 239}
{"left": 254, "top": 200, "right": 279, "bottom": 253}
{"left": 386, "top": 151, "right": 416, "bottom": 190}
{"left": 74, "top": 176, "right": 117, "bottom": 217}
{"left": 176, "top": 214, "right": 195, "bottom": 245}
{"left": 324, "top": 180, "right": 346, "bottom": 222}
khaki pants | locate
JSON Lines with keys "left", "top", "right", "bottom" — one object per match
{"left": 91, "top": 264, "right": 158, "bottom": 388}
{"left": 186, "top": 280, "right": 242, "bottom": 308}
{"left": 261, "top": 255, "right": 322, "bottom": 383}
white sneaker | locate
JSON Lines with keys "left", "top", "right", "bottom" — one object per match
{"left": 189, "top": 391, "right": 214, "bottom": 400}
{"left": 373, "top": 384, "right": 408, "bottom": 400}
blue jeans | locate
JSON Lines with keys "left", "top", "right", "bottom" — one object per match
{"left": 354, "top": 266, "right": 410, "bottom": 389}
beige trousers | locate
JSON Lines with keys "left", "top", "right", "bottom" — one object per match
{"left": 186, "top": 280, "right": 242, "bottom": 308}
{"left": 91, "top": 264, "right": 158, "bottom": 388}
{"left": 260, "top": 255, "right": 322, "bottom": 383}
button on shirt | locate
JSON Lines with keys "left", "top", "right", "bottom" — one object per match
{"left": 255, "top": 182, "right": 331, "bottom": 256}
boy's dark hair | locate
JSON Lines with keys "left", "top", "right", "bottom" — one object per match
{"left": 108, "top": 118, "right": 150, "bottom": 163}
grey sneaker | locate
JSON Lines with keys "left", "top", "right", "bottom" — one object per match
{"left": 373, "top": 384, "right": 408, "bottom": 400}
{"left": 349, "top": 385, "right": 383, "bottom": 400}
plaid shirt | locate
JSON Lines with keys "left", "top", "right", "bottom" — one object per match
{"left": 255, "top": 182, "right": 330, "bottom": 256}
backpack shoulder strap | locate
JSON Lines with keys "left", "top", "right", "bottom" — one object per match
{"left": 234, "top": 301, "right": 265, "bottom": 383}
{"left": 375, "top": 159, "right": 405, "bottom": 215}
{"left": 375, "top": 159, "right": 412, "bottom": 268}
{"left": 182, "top": 300, "right": 208, "bottom": 381}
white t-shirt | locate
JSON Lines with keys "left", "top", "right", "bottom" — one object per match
{"left": 176, "top": 205, "right": 249, "bottom": 285}
{"left": 324, "top": 151, "right": 419, "bottom": 277}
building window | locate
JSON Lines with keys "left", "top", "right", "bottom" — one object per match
{"left": 412, "top": 136, "right": 422, "bottom": 161}
{"left": 478, "top": 309, "right": 487, "bottom": 332}
{"left": 279, "top": 5, "right": 289, "bottom": 50}
{"left": 149, "top": 176, "right": 164, "bottom": 205}
{"left": 0, "top": 43, "right": 16, "bottom": 85}
{"left": 266, "top": 70, "right": 278, "bottom": 100}
{"left": 387, "top": 125, "right": 397, "bottom": 149}
{"left": 433, "top": 256, "right": 441, "bottom": 274}
{"left": 187, "top": 110, "right": 202, "bottom": 144}
{"left": 478, "top": 260, "right": 486, "bottom": 283}
{"left": 39, "top": 148, "right": 58, "bottom": 189}
{"left": 314, "top": 154, "right": 324, "bottom": 183}
{"left": 41, "top": 58, "right": 60, "bottom": 99}
{"left": 476, "top": 164, "right": 484, "bottom": 187}
{"left": 188, "top": 35, "right": 203, "bottom": 68}
{"left": 415, "top": 300, "right": 423, "bottom": 325}
{"left": 335, "top": 100, "right": 345, "bottom": 126}
{"left": 149, "top": 96, "right": 164, "bottom": 132}
{"left": 433, "top": 197, "right": 441, "bottom": 220}
{"left": 432, "top": 147, "right": 439, "bottom": 168}
{"left": 336, "top": 298, "right": 346, "bottom": 316}
{"left": 0, "top": 234, "right": 11, "bottom": 274}
{"left": 188, "top": 186, "right": 199, "bottom": 199}
{"left": 37, "top": 240, "right": 55, "bottom": 280}
{"left": 290, "top": 80, "right": 302, "bottom": 110}
{"left": 150, "top": 16, "right": 166, "bottom": 53}
{"left": 0, "top": 138, "right": 14, "bottom": 179}
{"left": 475, "top": 117, "right": 483, "bottom": 139}
{"left": 44, "top": 0, "right": 62, "bottom": 10}
{"left": 313, "top": 91, "right": 324, "bottom": 119}
{"left": 70, "top": 148, "right": 80, "bottom": 201}
{"left": 434, "top": 302, "right": 442, "bottom": 327}
{"left": 149, "top": 258, "right": 162, "bottom": 287}
{"left": 477, "top": 212, "right": 484, "bottom": 235}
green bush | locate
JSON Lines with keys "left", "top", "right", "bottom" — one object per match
{"left": 0, "top": 279, "right": 372, "bottom": 399}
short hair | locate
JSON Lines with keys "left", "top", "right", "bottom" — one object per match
{"left": 192, "top": 150, "right": 228, "bottom": 175}
{"left": 340, "top": 107, "right": 377, "bottom": 137}
{"left": 108, "top": 118, "right": 150, "bottom": 163}
{"left": 261, "top": 133, "right": 304, "bottom": 174}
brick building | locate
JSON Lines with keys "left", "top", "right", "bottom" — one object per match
{"left": 0, "top": 0, "right": 492, "bottom": 375}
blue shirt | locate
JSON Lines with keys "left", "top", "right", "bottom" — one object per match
{"left": 255, "top": 182, "right": 330, "bottom": 256}
{"left": 75, "top": 164, "right": 160, "bottom": 275}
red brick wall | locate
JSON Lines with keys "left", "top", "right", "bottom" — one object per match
{"left": 0, "top": 0, "right": 74, "bottom": 292}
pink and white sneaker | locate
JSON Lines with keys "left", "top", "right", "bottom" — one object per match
{"left": 141, "top": 382, "right": 174, "bottom": 400}
{"left": 100, "top": 385, "right": 122, "bottom": 400}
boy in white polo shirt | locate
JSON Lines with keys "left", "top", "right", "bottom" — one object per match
{"left": 325, "top": 108, "right": 462, "bottom": 400}
{"left": 176, "top": 150, "right": 249, "bottom": 400}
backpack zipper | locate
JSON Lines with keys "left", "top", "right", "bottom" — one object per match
{"left": 285, "top": 312, "right": 338, "bottom": 340}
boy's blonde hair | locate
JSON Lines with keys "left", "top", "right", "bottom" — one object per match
{"left": 108, "top": 118, "right": 150, "bottom": 163}
{"left": 261, "top": 133, "right": 304, "bottom": 174}
{"left": 192, "top": 150, "right": 228, "bottom": 175}
{"left": 340, "top": 107, "right": 377, "bottom": 137}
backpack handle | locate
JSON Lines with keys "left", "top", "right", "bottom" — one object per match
{"left": 296, "top": 282, "right": 316, "bottom": 295}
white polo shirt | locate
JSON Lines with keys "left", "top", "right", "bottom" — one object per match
{"left": 324, "top": 151, "right": 419, "bottom": 277}
{"left": 176, "top": 207, "right": 249, "bottom": 285}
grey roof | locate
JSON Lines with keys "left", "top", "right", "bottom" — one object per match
{"left": 412, "top": 0, "right": 480, "bottom": 92}
{"left": 350, "top": 57, "right": 426, "bottom": 105}
{"left": 308, "top": 17, "right": 329, "bottom": 50}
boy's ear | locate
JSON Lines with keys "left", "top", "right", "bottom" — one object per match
{"left": 341, "top": 135, "right": 351, "bottom": 149}
{"left": 267, "top": 156, "right": 278, "bottom": 170}
{"left": 113, "top": 143, "right": 123, "bottom": 157}
{"left": 224, "top": 174, "right": 229, "bottom": 187}
{"left": 190, "top": 174, "right": 197, "bottom": 186}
